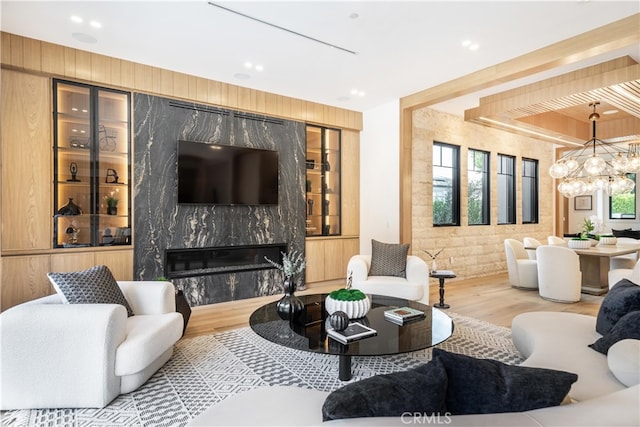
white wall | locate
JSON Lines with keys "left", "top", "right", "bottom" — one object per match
{"left": 359, "top": 100, "right": 400, "bottom": 254}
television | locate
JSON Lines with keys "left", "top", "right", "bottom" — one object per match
{"left": 177, "top": 140, "right": 279, "bottom": 205}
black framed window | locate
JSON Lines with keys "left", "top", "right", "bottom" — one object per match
{"left": 609, "top": 173, "right": 636, "bottom": 219}
{"left": 433, "top": 142, "right": 460, "bottom": 226}
{"left": 468, "top": 149, "right": 490, "bottom": 225}
{"left": 498, "top": 154, "right": 516, "bottom": 224}
{"left": 522, "top": 158, "right": 539, "bottom": 224}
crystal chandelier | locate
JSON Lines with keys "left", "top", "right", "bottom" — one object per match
{"left": 549, "top": 102, "right": 639, "bottom": 198}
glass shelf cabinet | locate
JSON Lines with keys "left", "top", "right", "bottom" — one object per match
{"left": 53, "top": 80, "right": 131, "bottom": 248}
{"left": 306, "top": 125, "right": 341, "bottom": 236}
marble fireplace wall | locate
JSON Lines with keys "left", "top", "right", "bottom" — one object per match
{"left": 133, "top": 94, "right": 306, "bottom": 306}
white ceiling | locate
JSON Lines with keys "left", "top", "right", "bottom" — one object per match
{"left": 1, "top": 1, "right": 638, "bottom": 116}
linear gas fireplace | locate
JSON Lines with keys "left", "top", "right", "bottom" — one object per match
{"left": 164, "top": 243, "right": 287, "bottom": 280}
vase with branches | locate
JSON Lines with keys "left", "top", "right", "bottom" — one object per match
{"left": 423, "top": 248, "right": 444, "bottom": 273}
{"left": 264, "top": 250, "right": 307, "bottom": 319}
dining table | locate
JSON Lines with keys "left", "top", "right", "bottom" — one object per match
{"left": 570, "top": 244, "right": 640, "bottom": 295}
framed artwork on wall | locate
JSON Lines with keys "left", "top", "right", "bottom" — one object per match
{"left": 574, "top": 195, "right": 592, "bottom": 211}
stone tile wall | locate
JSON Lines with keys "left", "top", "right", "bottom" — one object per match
{"left": 412, "top": 108, "right": 554, "bottom": 278}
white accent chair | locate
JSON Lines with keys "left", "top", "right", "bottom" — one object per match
{"left": 610, "top": 237, "right": 640, "bottom": 270}
{"left": 609, "top": 259, "right": 640, "bottom": 288}
{"left": 504, "top": 239, "right": 538, "bottom": 289}
{"left": 547, "top": 235, "right": 568, "bottom": 246}
{"left": 0, "top": 281, "right": 184, "bottom": 409}
{"left": 536, "top": 245, "right": 582, "bottom": 303}
{"left": 523, "top": 237, "right": 542, "bottom": 260}
{"left": 347, "top": 255, "right": 430, "bottom": 305}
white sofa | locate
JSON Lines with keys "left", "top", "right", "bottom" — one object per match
{"left": 0, "top": 281, "right": 184, "bottom": 409}
{"left": 609, "top": 259, "right": 640, "bottom": 289}
{"left": 347, "top": 255, "right": 430, "bottom": 305}
{"left": 188, "top": 311, "right": 639, "bottom": 426}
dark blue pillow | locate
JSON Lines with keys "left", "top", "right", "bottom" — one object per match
{"left": 590, "top": 311, "right": 640, "bottom": 354}
{"left": 596, "top": 280, "right": 640, "bottom": 335}
{"left": 432, "top": 348, "right": 577, "bottom": 415}
{"left": 322, "top": 359, "right": 447, "bottom": 421}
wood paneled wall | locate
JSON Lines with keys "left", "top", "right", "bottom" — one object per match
{"left": 0, "top": 32, "right": 362, "bottom": 131}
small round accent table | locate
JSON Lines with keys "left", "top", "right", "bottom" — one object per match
{"left": 430, "top": 270, "right": 456, "bottom": 309}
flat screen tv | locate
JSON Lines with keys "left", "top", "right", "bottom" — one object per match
{"left": 178, "top": 140, "right": 279, "bottom": 205}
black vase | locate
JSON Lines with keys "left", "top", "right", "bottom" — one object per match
{"left": 276, "top": 278, "right": 304, "bottom": 320}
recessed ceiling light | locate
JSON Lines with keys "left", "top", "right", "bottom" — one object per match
{"left": 255, "top": 65, "right": 264, "bottom": 72}
{"left": 462, "top": 40, "right": 479, "bottom": 51}
{"left": 72, "top": 32, "right": 97, "bottom": 43}
{"left": 89, "top": 21, "right": 102, "bottom": 29}
{"left": 70, "top": 15, "right": 83, "bottom": 23}
{"left": 350, "top": 89, "right": 365, "bottom": 97}
{"left": 462, "top": 40, "right": 471, "bottom": 47}
{"left": 244, "top": 62, "right": 252, "bottom": 69}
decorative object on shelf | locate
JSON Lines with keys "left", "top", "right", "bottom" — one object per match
{"left": 323, "top": 152, "right": 331, "bottom": 171}
{"left": 549, "top": 102, "right": 638, "bottom": 198}
{"left": 102, "top": 228, "right": 115, "bottom": 244}
{"left": 325, "top": 286, "right": 371, "bottom": 319}
{"left": 423, "top": 248, "right": 444, "bottom": 273}
{"left": 65, "top": 224, "right": 79, "bottom": 244}
{"left": 306, "top": 159, "right": 315, "bottom": 169}
{"left": 105, "top": 168, "right": 119, "bottom": 184}
{"left": 57, "top": 197, "right": 82, "bottom": 216}
{"left": 67, "top": 162, "right": 80, "bottom": 182}
{"left": 307, "top": 199, "right": 314, "bottom": 215}
{"left": 105, "top": 190, "right": 119, "bottom": 215}
{"left": 98, "top": 125, "right": 117, "bottom": 152}
{"left": 264, "top": 250, "right": 307, "bottom": 320}
{"left": 323, "top": 224, "right": 330, "bottom": 235}
{"left": 329, "top": 311, "right": 349, "bottom": 331}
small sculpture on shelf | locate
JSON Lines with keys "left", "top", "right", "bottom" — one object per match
{"left": 307, "top": 199, "right": 314, "bottom": 215}
{"left": 105, "top": 168, "right": 119, "bottom": 184}
{"left": 65, "top": 224, "right": 79, "bottom": 245}
{"left": 67, "top": 162, "right": 80, "bottom": 182}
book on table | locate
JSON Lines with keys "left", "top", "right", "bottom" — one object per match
{"left": 327, "top": 322, "right": 377, "bottom": 344}
{"left": 432, "top": 270, "right": 455, "bottom": 276}
{"left": 384, "top": 306, "right": 426, "bottom": 323}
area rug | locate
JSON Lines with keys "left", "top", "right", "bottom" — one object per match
{"left": 2, "top": 312, "right": 524, "bottom": 427}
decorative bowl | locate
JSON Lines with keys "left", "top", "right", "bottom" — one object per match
{"left": 568, "top": 239, "right": 592, "bottom": 249}
{"left": 598, "top": 236, "right": 617, "bottom": 245}
{"left": 325, "top": 295, "right": 371, "bottom": 319}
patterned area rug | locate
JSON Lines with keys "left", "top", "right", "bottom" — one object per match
{"left": 2, "top": 312, "right": 524, "bottom": 427}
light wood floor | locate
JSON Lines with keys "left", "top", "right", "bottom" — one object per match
{"left": 183, "top": 273, "right": 602, "bottom": 339}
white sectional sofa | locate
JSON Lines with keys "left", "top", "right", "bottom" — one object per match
{"left": 189, "top": 311, "right": 639, "bottom": 426}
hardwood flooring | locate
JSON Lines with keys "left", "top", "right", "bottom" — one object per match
{"left": 183, "top": 273, "right": 603, "bottom": 339}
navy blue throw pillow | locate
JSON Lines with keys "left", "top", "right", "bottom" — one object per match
{"left": 432, "top": 348, "right": 577, "bottom": 415}
{"left": 590, "top": 311, "right": 640, "bottom": 354}
{"left": 596, "top": 280, "right": 640, "bottom": 335}
{"left": 322, "top": 360, "right": 447, "bottom": 421}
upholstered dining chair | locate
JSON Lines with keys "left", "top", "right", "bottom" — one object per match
{"left": 504, "top": 239, "right": 538, "bottom": 289}
{"left": 536, "top": 245, "right": 581, "bottom": 303}
{"left": 523, "top": 237, "right": 542, "bottom": 260}
{"left": 610, "top": 237, "right": 640, "bottom": 270}
{"left": 547, "top": 236, "right": 568, "bottom": 246}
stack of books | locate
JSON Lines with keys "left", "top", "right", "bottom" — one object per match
{"left": 384, "top": 306, "right": 426, "bottom": 325}
{"left": 326, "top": 322, "right": 377, "bottom": 344}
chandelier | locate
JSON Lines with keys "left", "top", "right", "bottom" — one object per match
{"left": 549, "top": 102, "right": 639, "bottom": 198}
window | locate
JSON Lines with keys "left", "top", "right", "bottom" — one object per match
{"left": 433, "top": 142, "right": 460, "bottom": 226}
{"left": 522, "top": 158, "right": 539, "bottom": 224}
{"left": 497, "top": 154, "right": 516, "bottom": 224}
{"left": 468, "top": 149, "right": 490, "bottom": 225}
{"left": 610, "top": 173, "right": 636, "bottom": 219}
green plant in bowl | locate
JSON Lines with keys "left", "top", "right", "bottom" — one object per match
{"left": 328, "top": 288, "right": 367, "bottom": 301}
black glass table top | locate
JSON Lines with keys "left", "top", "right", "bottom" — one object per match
{"left": 249, "top": 293, "right": 454, "bottom": 357}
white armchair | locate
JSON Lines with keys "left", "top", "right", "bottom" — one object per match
{"left": 504, "top": 239, "right": 538, "bottom": 289}
{"left": 610, "top": 237, "right": 640, "bottom": 270}
{"left": 536, "top": 245, "right": 582, "bottom": 303}
{"left": 0, "top": 281, "right": 184, "bottom": 409}
{"left": 523, "top": 237, "right": 542, "bottom": 260}
{"left": 347, "top": 255, "right": 430, "bottom": 305}
{"left": 609, "top": 259, "right": 640, "bottom": 289}
{"left": 547, "top": 236, "right": 568, "bottom": 246}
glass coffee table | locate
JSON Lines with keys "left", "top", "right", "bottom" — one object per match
{"left": 249, "top": 293, "right": 454, "bottom": 380}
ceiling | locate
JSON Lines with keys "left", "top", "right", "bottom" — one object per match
{"left": 1, "top": 1, "right": 639, "bottom": 144}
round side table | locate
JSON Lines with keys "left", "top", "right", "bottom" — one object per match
{"left": 429, "top": 270, "right": 456, "bottom": 309}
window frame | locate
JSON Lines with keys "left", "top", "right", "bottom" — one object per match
{"left": 609, "top": 173, "right": 637, "bottom": 220}
{"left": 467, "top": 148, "right": 490, "bottom": 226}
{"left": 432, "top": 141, "right": 460, "bottom": 227}
{"left": 497, "top": 153, "right": 516, "bottom": 225}
{"left": 522, "top": 157, "right": 539, "bottom": 224}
